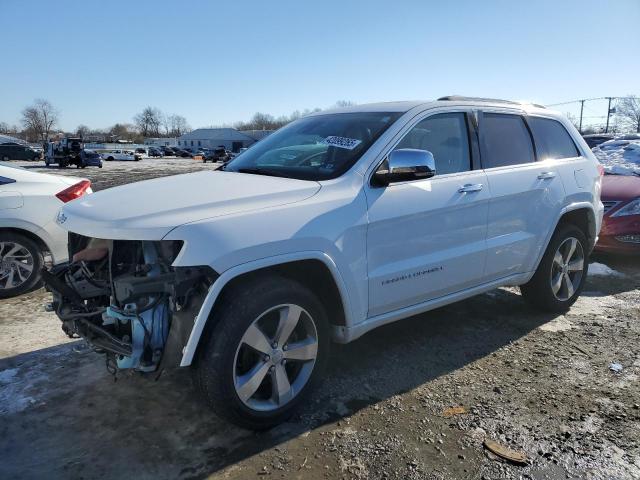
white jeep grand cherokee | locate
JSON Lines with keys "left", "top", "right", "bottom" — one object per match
{"left": 45, "top": 97, "right": 603, "bottom": 428}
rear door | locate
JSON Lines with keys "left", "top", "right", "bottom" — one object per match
{"left": 479, "top": 111, "right": 566, "bottom": 280}
{"left": 365, "top": 110, "right": 490, "bottom": 317}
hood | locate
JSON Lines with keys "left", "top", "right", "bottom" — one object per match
{"left": 602, "top": 174, "right": 640, "bottom": 201}
{"left": 59, "top": 171, "right": 321, "bottom": 240}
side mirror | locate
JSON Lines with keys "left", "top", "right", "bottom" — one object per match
{"left": 373, "top": 148, "right": 436, "bottom": 186}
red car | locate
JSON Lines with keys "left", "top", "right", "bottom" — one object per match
{"left": 596, "top": 174, "right": 640, "bottom": 253}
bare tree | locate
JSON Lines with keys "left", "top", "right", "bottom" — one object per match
{"left": 334, "top": 100, "right": 357, "bottom": 108}
{"left": 0, "top": 122, "right": 18, "bottom": 134}
{"left": 616, "top": 96, "right": 640, "bottom": 133}
{"left": 76, "top": 124, "right": 91, "bottom": 138}
{"left": 21, "top": 99, "right": 59, "bottom": 141}
{"left": 134, "top": 107, "right": 163, "bottom": 137}
{"left": 109, "top": 123, "right": 142, "bottom": 143}
{"left": 166, "top": 114, "right": 191, "bottom": 136}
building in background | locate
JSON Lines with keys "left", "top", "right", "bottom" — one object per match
{"left": 177, "top": 128, "right": 273, "bottom": 152}
{"left": 144, "top": 137, "right": 177, "bottom": 147}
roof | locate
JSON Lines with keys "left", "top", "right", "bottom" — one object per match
{"left": 315, "top": 97, "right": 551, "bottom": 116}
{"left": 179, "top": 128, "right": 255, "bottom": 142}
{"left": 0, "top": 134, "right": 26, "bottom": 145}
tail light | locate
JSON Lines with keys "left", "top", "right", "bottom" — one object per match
{"left": 597, "top": 164, "right": 605, "bottom": 177}
{"left": 56, "top": 180, "right": 91, "bottom": 203}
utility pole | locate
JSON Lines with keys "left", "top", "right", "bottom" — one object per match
{"left": 605, "top": 97, "right": 613, "bottom": 133}
{"left": 578, "top": 100, "right": 585, "bottom": 133}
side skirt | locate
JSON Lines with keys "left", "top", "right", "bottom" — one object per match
{"left": 331, "top": 272, "right": 532, "bottom": 343}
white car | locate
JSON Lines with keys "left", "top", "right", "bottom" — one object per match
{"left": 46, "top": 97, "right": 603, "bottom": 428}
{"left": 101, "top": 150, "right": 142, "bottom": 161}
{"left": 0, "top": 164, "right": 91, "bottom": 297}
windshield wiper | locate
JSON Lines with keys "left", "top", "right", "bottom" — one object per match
{"left": 236, "top": 167, "right": 292, "bottom": 178}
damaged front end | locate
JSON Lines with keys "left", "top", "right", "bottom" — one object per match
{"left": 43, "top": 233, "right": 216, "bottom": 373}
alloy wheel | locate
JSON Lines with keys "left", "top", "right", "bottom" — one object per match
{"left": 550, "top": 237, "right": 584, "bottom": 301}
{"left": 233, "top": 303, "right": 318, "bottom": 411}
{"left": 0, "top": 241, "right": 34, "bottom": 290}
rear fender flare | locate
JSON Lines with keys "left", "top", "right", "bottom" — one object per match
{"left": 528, "top": 202, "right": 597, "bottom": 276}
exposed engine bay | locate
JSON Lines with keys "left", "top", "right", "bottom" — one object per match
{"left": 43, "top": 233, "right": 216, "bottom": 374}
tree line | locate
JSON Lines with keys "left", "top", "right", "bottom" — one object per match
{"left": 6, "top": 96, "right": 636, "bottom": 144}
{"left": 0, "top": 100, "right": 359, "bottom": 143}
{"left": 0, "top": 100, "right": 194, "bottom": 143}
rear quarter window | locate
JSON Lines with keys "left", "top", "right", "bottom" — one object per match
{"left": 528, "top": 117, "right": 580, "bottom": 160}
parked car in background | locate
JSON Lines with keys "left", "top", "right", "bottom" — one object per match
{"left": 161, "top": 147, "right": 175, "bottom": 156}
{"left": 582, "top": 134, "right": 614, "bottom": 149}
{"left": 618, "top": 133, "right": 640, "bottom": 141}
{"left": 79, "top": 150, "right": 103, "bottom": 168}
{"left": 0, "top": 163, "right": 91, "bottom": 297}
{"left": 46, "top": 97, "right": 603, "bottom": 429}
{"left": 203, "top": 146, "right": 228, "bottom": 163}
{"left": 148, "top": 147, "right": 163, "bottom": 157}
{"left": 0, "top": 142, "right": 42, "bottom": 161}
{"left": 173, "top": 149, "right": 192, "bottom": 158}
{"left": 596, "top": 173, "right": 640, "bottom": 253}
{"left": 135, "top": 148, "right": 147, "bottom": 155}
{"left": 101, "top": 150, "right": 142, "bottom": 161}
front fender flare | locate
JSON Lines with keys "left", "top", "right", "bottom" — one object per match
{"left": 179, "top": 251, "right": 353, "bottom": 367}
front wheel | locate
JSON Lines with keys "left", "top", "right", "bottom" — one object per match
{"left": 521, "top": 224, "right": 589, "bottom": 312}
{"left": 194, "top": 275, "right": 329, "bottom": 429}
{"left": 0, "top": 232, "right": 44, "bottom": 298}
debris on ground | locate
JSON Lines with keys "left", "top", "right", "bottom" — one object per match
{"left": 609, "top": 362, "right": 623, "bottom": 373}
{"left": 442, "top": 406, "right": 467, "bottom": 417}
{"left": 483, "top": 439, "right": 528, "bottom": 465}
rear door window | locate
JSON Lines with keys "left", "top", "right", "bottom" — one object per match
{"left": 527, "top": 117, "right": 580, "bottom": 160}
{"left": 481, "top": 113, "right": 535, "bottom": 168}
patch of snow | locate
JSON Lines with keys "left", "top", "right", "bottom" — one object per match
{"left": 0, "top": 367, "right": 18, "bottom": 383}
{"left": 589, "top": 262, "right": 625, "bottom": 277}
{"left": 0, "top": 366, "right": 48, "bottom": 416}
{"left": 593, "top": 139, "right": 640, "bottom": 176}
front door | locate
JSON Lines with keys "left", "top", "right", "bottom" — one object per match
{"left": 365, "top": 111, "right": 490, "bottom": 317}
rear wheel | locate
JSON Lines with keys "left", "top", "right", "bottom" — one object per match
{"left": 194, "top": 275, "right": 329, "bottom": 429}
{"left": 521, "top": 224, "right": 588, "bottom": 312}
{"left": 0, "top": 232, "right": 43, "bottom": 298}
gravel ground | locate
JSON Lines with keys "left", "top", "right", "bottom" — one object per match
{"left": 1, "top": 158, "right": 639, "bottom": 480}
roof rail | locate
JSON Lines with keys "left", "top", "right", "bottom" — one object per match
{"left": 437, "top": 95, "right": 546, "bottom": 109}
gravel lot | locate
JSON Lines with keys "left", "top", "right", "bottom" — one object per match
{"left": 1, "top": 158, "right": 639, "bottom": 480}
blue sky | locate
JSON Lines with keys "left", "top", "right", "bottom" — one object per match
{"left": 1, "top": 0, "right": 638, "bottom": 131}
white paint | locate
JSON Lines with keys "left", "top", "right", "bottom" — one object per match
{"left": 0, "top": 165, "right": 88, "bottom": 264}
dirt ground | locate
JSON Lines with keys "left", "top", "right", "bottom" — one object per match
{"left": 1, "top": 158, "right": 639, "bottom": 480}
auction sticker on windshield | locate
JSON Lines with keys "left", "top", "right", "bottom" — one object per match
{"left": 322, "top": 136, "right": 362, "bottom": 150}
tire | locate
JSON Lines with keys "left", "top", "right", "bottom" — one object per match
{"left": 520, "top": 224, "right": 589, "bottom": 312}
{"left": 194, "top": 274, "right": 330, "bottom": 429}
{"left": 107, "top": 156, "right": 114, "bottom": 161}
{"left": 0, "top": 232, "right": 44, "bottom": 298}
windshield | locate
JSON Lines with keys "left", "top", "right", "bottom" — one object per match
{"left": 225, "top": 112, "right": 402, "bottom": 180}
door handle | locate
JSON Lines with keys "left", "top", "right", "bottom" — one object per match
{"left": 537, "top": 171, "right": 557, "bottom": 180}
{"left": 458, "top": 183, "right": 483, "bottom": 193}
